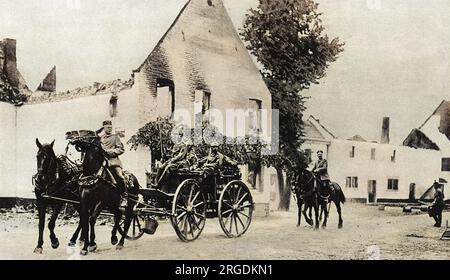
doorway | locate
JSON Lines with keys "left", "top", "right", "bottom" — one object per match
{"left": 368, "top": 180, "right": 377, "bottom": 203}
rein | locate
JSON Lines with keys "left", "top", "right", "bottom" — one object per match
{"left": 34, "top": 150, "right": 59, "bottom": 192}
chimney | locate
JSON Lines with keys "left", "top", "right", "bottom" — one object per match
{"left": 381, "top": 117, "right": 390, "bottom": 144}
{"left": 1, "top": 38, "right": 19, "bottom": 87}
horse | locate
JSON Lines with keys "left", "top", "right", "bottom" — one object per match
{"left": 316, "top": 179, "right": 345, "bottom": 229}
{"left": 33, "top": 138, "right": 84, "bottom": 254}
{"left": 74, "top": 136, "right": 140, "bottom": 255}
{"left": 293, "top": 169, "right": 346, "bottom": 229}
{"left": 292, "top": 170, "right": 320, "bottom": 229}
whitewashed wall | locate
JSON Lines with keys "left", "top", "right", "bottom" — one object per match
{"left": 14, "top": 87, "right": 142, "bottom": 198}
{"left": 328, "top": 139, "right": 442, "bottom": 202}
{"left": 0, "top": 102, "right": 17, "bottom": 197}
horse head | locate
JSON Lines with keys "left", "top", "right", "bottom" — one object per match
{"left": 72, "top": 137, "right": 104, "bottom": 176}
{"left": 294, "top": 169, "right": 316, "bottom": 195}
{"left": 34, "top": 138, "right": 57, "bottom": 190}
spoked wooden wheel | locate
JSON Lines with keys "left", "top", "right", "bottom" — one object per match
{"left": 170, "top": 179, "right": 207, "bottom": 242}
{"left": 218, "top": 180, "right": 254, "bottom": 238}
{"left": 118, "top": 213, "right": 145, "bottom": 240}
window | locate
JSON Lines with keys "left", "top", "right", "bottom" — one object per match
{"left": 248, "top": 99, "right": 262, "bottom": 133}
{"left": 442, "top": 158, "right": 450, "bottom": 171}
{"left": 352, "top": 177, "right": 358, "bottom": 188}
{"left": 371, "top": 148, "right": 376, "bottom": 160}
{"left": 349, "top": 146, "right": 355, "bottom": 158}
{"left": 387, "top": 179, "right": 399, "bottom": 190}
{"left": 194, "top": 90, "right": 211, "bottom": 124}
{"left": 109, "top": 93, "right": 118, "bottom": 117}
{"left": 391, "top": 150, "right": 396, "bottom": 162}
{"left": 156, "top": 78, "right": 175, "bottom": 118}
{"left": 346, "top": 176, "right": 358, "bottom": 188}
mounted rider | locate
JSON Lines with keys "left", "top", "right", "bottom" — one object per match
{"left": 312, "top": 150, "right": 334, "bottom": 195}
{"left": 96, "top": 120, "right": 128, "bottom": 208}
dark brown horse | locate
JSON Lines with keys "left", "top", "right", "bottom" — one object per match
{"left": 74, "top": 137, "right": 139, "bottom": 255}
{"left": 293, "top": 169, "right": 345, "bottom": 229}
{"left": 316, "top": 180, "right": 345, "bottom": 228}
{"left": 292, "top": 170, "right": 320, "bottom": 229}
{"left": 33, "top": 139, "right": 83, "bottom": 253}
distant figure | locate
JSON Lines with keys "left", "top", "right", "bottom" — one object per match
{"left": 312, "top": 150, "right": 334, "bottom": 194}
{"left": 429, "top": 181, "right": 445, "bottom": 227}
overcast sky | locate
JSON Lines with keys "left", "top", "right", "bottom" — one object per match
{"left": 1, "top": 0, "right": 449, "bottom": 144}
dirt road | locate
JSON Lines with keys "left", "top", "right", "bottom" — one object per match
{"left": 0, "top": 203, "right": 449, "bottom": 260}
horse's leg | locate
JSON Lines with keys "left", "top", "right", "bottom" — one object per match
{"left": 69, "top": 222, "right": 82, "bottom": 247}
{"left": 116, "top": 207, "right": 126, "bottom": 250}
{"left": 88, "top": 202, "right": 103, "bottom": 252}
{"left": 122, "top": 205, "right": 134, "bottom": 237}
{"left": 313, "top": 197, "right": 320, "bottom": 229}
{"left": 80, "top": 193, "right": 90, "bottom": 255}
{"left": 322, "top": 201, "right": 329, "bottom": 228}
{"left": 302, "top": 202, "right": 313, "bottom": 226}
{"left": 335, "top": 199, "right": 343, "bottom": 229}
{"left": 48, "top": 203, "right": 62, "bottom": 249}
{"left": 68, "top": 205, "right": 83, "bottom": 247}
{"left": 34, "top": 198, "right": 46, "bottom": 254}
{"left": 319, "top": 204, "right": 323, "bottom": 222}
{"left": 110, "top": 209, "right": 119, "bottom": 245}
{"left": 297, "top": 198, "right": 303, "bottom": 227}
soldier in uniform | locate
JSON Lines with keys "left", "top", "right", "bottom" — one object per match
{"left": 312, "top": 150, "right": 334, "bottom": 194}
{"left": 97, "top": 120, "right": 128, "bottom": 208}
{"left": 430, "top": 181, "right": 445, "bottom": 227}
{"left": 197, "top": 143, "right": 238, "bottom": 177}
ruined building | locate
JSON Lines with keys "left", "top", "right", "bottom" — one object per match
{"left": 0, "top": 0, "right": 273, "bottom": 211}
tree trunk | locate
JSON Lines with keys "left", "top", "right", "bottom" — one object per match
{"left": 276, "top": 168, "right": 291, "bottom": 211}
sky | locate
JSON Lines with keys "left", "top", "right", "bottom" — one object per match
{"left": 1, "top": 0, "right": 449, "bottom": 145}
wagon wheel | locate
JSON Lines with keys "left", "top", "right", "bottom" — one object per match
{"left": 170, "top": 179, "right": 207, "bottom": 242}
{"left": 117, "top": 213, "right": 145, "bottom": 240}
{"left": 218, "top": 180, "right": 253, "bottom": 238}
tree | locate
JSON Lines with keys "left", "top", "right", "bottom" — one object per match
{"left": 128, "top": 118, "right": 266, "bottom": 166}
{"left": 240, "top": 0, "right": 344, "bottom": 210}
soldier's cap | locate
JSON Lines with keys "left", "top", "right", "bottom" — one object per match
{"left": 103, "top": 120, "right": 112, "bottom": 126}
{"left": 317, "top": 150, "right": 324, "bottom": 154}
{"left": 210, "top": 142, "right": 220, "bottom": 147}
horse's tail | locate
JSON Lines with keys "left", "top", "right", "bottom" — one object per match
{"left": 333, "top": 182, "right": 346, "bottom": 204}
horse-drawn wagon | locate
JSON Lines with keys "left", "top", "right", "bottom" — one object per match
{"left": 33, "top": 129, "right": 254, "bottom": 254}
{"left": 123, "top": 165, "right": 254, "bottom": 242}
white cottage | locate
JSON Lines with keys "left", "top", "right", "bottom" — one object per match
{"left": 303, "top": 107, "right": 450, "bottom": 203}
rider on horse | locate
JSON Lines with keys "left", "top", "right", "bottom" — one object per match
{"left": 312, "top": 150, "right": 334, "bottom": 195}
{"left": 96, "top": 120, "right": 128, "bottom": 208}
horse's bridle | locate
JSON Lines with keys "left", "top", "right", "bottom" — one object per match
{"left": 33, "top": 149, "right": 58, "bottom": 191}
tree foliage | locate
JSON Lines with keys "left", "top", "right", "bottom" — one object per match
{"left": 128, "top": 117, "right": 266, "bottom": 166}
{"left": 240, "top": 0, "right": 344, "bottom": 210}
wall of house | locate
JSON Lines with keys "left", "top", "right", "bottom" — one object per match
{"left": 328, "top": 139, "right": 442, "bottom": 202}
{"left": 13, "top": 87, "right": 143, "bottom": 198}
{"left": 0, "top": 102, "right": 17, "bottom": 197}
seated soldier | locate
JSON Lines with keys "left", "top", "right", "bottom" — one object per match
{"left": 197, "top": 143, "right": 238, "bottom": 177}
{"left": 154, "top": 143, "right": 190, "bottom": 184}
